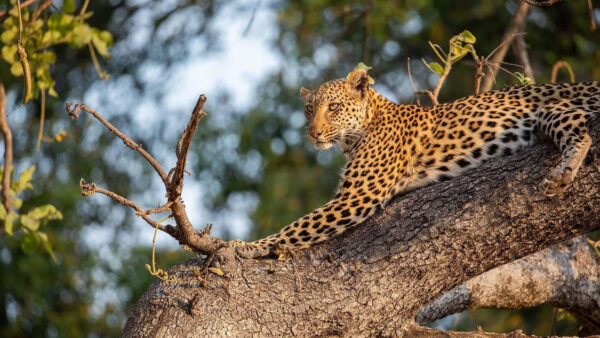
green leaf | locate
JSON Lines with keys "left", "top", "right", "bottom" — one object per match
{"left": 423, "top": 60, "right": 445, "bottom": 75}
{"left": 38, "top": 232, "right": 58, "bottom": 263}
{"left": 10, "top": 60, "right": 23, "bottom": 76}
{"left": 20, "top": 214, "right": 40, "bottom": 231}
{"left": 5, "top": 212, "right": 15, "bottom": 236}
{"left": 91, "top": 33, "right": 110, "bottom": 58}
{"left": 353, "top": 62, "right": 373, "bottom": 72}
{"left": 27, "top": 204, "right": 63, "bottom": 222}
{"left": 460, "top": 29, "right": 477, "bottom": 44}
{"left": 63, "top": 0, "right": 76, "bottom": 13}
{"left": 21, "top": 232, "right": 39, "bottom": 254}
{"left": 71, "top": 23, "right": 93, "bottom": 47}
{"left": 1, "top": 45, "right": 17, "bottom": 64}
{"left": 0, "top": 26, "right": 18, "bottom": 44}
{"left": 10, "top": 196, "right": 22, "bottom": 209}
{"left": 12, "top": 166, "right": 35, "bottom": 194}
{"left": 42, "top": 30, "right": 62, "bottom": 45}
{"left": 0, "top": 204, "right": 6, "bottom": 221}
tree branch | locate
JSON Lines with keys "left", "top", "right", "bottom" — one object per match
{"left": 66, "top": 96, "right": 227, "bottom": 257}
{"left": 481, "top": 2, "right": 530, "bottom": 92}
{"left": 65, "top": 103, "right": 169, "bottom": 185}
{"left": 416, "top": 236, "right": 600, "bottom": 334}
{"left": 0, "top": 82, "right": 13, "bottom": 214}
{"left": 122, "top": 117, "right": 600, "bottom": 336}
{"left": 520, "top": 0, "right": 565, "bottom": 7}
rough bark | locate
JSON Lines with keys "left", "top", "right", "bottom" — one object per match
{"left": 122, "top": 120, "right": 600, "bottom": 337}
{"left": 416, "top": 236, "right": 600, "bottom": 333}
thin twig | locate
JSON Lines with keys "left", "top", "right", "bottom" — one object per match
{"left": 65, "top": 102, "right": 169, "bottom": 185}
{"left": 512, "top": 34, "right": 535, "bottom": 83}
{"left": 36, "top": 89, "right": 45, "bottom": 151}
{"left": 170, "top": 95, "right": 206, "bottom": 197}
{"left": 79, "top": 179, "right": 169, "bottom": 233}
{"left": 407, "top": 58, "right": 421, "bottom": 106}
{"left": 521, "top": 0, "right": 565, "bottom": 6}
{"left": 0, "top": 82, "right": 13, "bottom": 214}
{"left": 139, "top": 202, "right": 173, "bottom": 216}
{"left": 415, "top": 90, "right": 438, "bottom": 106}
{"left": 588, "top": 0, "right": 597, "bottom": 31}
{"left": 0, "top": 0, "right": 38, "bottom": 18}
{"left": 551, "top": 60, "right": 575, "bottom": 83}
{"left": 29, "top": 0, "right": 51, "bottom": 24}
{"left": 481, "top": 2, "right": 530, "bottom": 92}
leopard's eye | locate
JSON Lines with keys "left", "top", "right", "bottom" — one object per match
{"left": 328, "top": 103, "right": 340, "bottom": 111}
{"left": 305, "top": 105, "right": 314, "bottom": 117}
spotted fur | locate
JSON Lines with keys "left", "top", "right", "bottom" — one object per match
{"left": 233, "top": 69, "right": 599, "bottom": 258}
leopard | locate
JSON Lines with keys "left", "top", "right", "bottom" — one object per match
{"left": 232, "top": 68, "right": 599, "bottom": 259}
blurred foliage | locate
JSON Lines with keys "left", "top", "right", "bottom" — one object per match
{"left": 0, "top": 0, "right": 597, "bottom": 336}
{"left": 1, "top": 165, "right": 62, "bottom": 262}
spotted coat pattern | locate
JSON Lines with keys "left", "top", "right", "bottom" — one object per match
{"left": 233, "top": 69, "right": 599, "bottom": 258}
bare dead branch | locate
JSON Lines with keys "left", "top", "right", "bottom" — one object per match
{"left": 79, "top": 179, "right": 169, "bottom": 233}
{"left": 481, "top": 3, "right": 530, "bottom": 92}
{"left": 407, "top": 58, "right": 422, "bottom": 106}
{"left": 67, "top": 95, "right": 228, "bottom": 258}
{"left": 551, "top": 60, "right": 575, "bottom": 83}
{"left": 0, "top": 82, "right": 13, "bottom": 214}
{"left": 414, "top": 90, "right": 439, "bottom": 106}
{"left": 521, "top": 0, "right": 565, "bottom": 6}
{"left": 139, "top": 202, "right": 173, "bottom": 216}
{"left": 65, "top": 102, "right": 169, "bottom": 185}
{"left": 512, "top": 34, "right": 535, "bottom": 82}
{"left": 29, "top": 0, "right": 51, "bottom": 24}
{"left": 170, "top": 95, "right": 206, "bottom": 197}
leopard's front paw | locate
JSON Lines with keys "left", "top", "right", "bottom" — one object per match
{"left": 542, "top": 167, "right": 574, "bottom": 197}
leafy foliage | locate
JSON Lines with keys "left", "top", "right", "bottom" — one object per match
{"left": 1, "top": 166, "right": 62, "bottom": 262}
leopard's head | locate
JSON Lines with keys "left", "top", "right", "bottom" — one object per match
{"left": 300, "top": 69, "right": 371, "bottom": 150}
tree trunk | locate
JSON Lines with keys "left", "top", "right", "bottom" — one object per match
{"left": 122, "top": 121, "right": 600, "bottom": 337}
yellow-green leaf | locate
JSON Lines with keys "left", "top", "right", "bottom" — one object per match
{"left": 38, "top": 232, "right": 58, "bottom": 263}
{"left": 353, "top": 62, "right": 373, "bottom": 72}
{"left": 21, "top": 232, "right": 39, "bottom": 254}
{"left": 12, "top": 166, "right": 35, "bottom": 194}
{"left": 42, "top": 30, "right": 62, "bottom": 45}
{"left": 1, "top": 45, "right": 17, "bottom": 64}
{"left": 10, "top": 60, "right": 23, "bottom": 76}
{"left": 0, "top": 26, "right": 18, "bottom": 44}
{"left": 71, "top": 24, "right": 93, "bottom": 47}
{"left": 460, "top": 30, "right": 476, "bottom": 44}
{"left": 63, "top": 0, "right": 76, "bottom": 13}
{"left": 20, "top": 214, "right": 39, "bottom": 231}
{"left": 27, "top": 204, "right": 63, "bottom": 221}
{"left": 5, "top": 212, "right": 15, "bottom": 236}
{"left": 423, "top": 60, "right": 445, "bottom": 75}
{"left": 0, "top": 204, "right": 6, "bottom": 221}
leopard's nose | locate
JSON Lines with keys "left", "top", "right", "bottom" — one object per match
{"left": 310, "top": 130, "right": 323, "bottom": 139}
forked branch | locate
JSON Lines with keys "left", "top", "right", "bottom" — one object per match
{"left": 66, "top": 95, "right": 227, "bottom": 257}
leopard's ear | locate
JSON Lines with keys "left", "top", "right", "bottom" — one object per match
{"left": 345, "top": 69, "right": 369, "bottom": 98}
{"left": 300, "top": 87, "right": 313, "bottom": 102}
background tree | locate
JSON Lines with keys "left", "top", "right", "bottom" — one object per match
{"left": 0, "top": 0, "right": 598, "bottom": 336}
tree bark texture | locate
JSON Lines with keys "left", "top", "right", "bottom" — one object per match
{"left": 122, "top": 121, "right": 600, "bottom": 337}
{"left": 416, "top": 236, "right": 600, "bottom": 333}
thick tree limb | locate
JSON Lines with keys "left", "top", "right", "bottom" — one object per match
{"left": 122, "top": 118, "right": 600, "bottom": 336}
{"left": 416, "top": 236, "right": 600, "bottom": 333}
